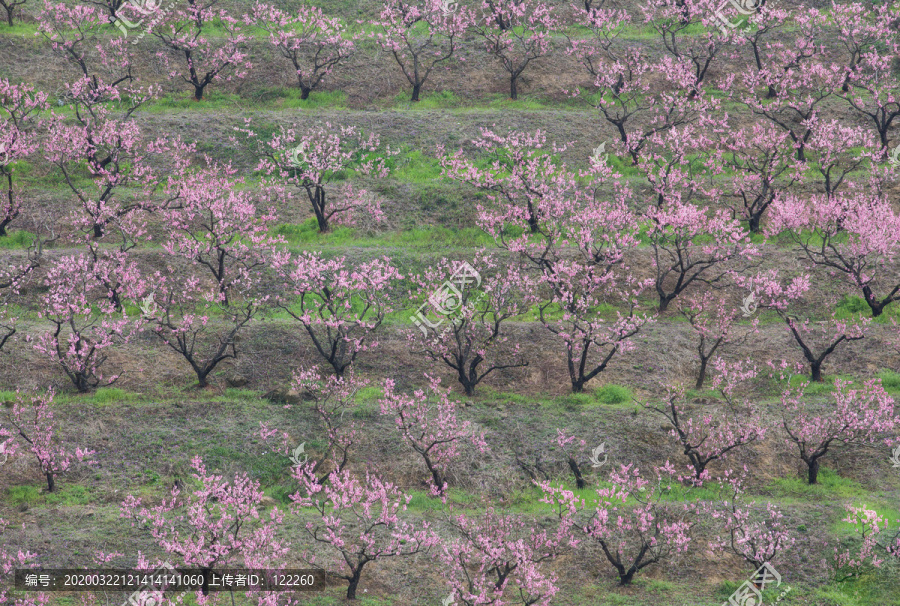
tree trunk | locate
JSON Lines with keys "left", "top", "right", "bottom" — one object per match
{"left": 197, "top": 372, "right": 210, "bottom": 388}
{"left": 571, "top": 378, "right": 585, "bottom": 393}
{"left": 527, "top": 209, "right": 539, "bottom": 233}
{"left": 46, "top": 472, "right": 55, "bottom": 492}
{"left": 314, "top": 189, "right": 328, "bottom": 232}
{"left": 194, "top": 85, "right": 205, "bottom": 101}
{"left": 300, "top": 86, "right": 311, "bottom": 100}
{"left": 619, "top": 569, "right": 635, "bottom": 585}
{"left": 693, "top": 461, "right": 707, "bottom": 479}
{"left": 748, "top": 213, "right": 762, "bottom": 234}
{"left": 200, "top": 567, "right": 211, "bottom": 596}
{"left": 862, "top": 287, "right": 885, "bottom": 317}
{"left": 510, "top": 75, "right": 518, "bottom": 100}
{"left": 346, "top": 569, "right": 362, "bottom": 600}
{"left": 461, "top": 375, "right": 475, "bottom": 397}
{"left": 810, "top": 361, "right": 823, "bottom": 383}
{"left": 93, "top": 224, "right": 104, "bottom": 239}
{"left": 807, "top": 458, "right": 819, "bottom": 484}
{"left": 411, "top": 82, "right": 421, "bottom": 102}
{"left": 658, "top": 295, "right": 672, "bottom": 314}
{"left": 567, "top": 456, "right": 586, "bottom": 489}
{"left": 695, "top": 357, "right": 709, "bottom": 390}
{"left": 423, "top": 452, "right": 445, "bottom": 494}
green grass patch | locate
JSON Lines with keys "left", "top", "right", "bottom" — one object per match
{"left": 682, "top": 387, "right": 723, "bottom": 401}
{"left": 815, "top": 573, "right": 900, "bottom": 605}
{"left": 484, "top": 94, "right": 557, "bottom": 111}
{"left": 0, "top": 230, "right": 34, "bottom": 249}
{"left": 716, "top": 580, "right": 795, "bottom": 606}
{"left": 594, "top": 384, "right": 632, "bottom": 405}
{"left": 657, "top": 481, "right": 723, "bottom": 504}
{"left": 877, "top": 370, "right": 900, "bottom": 395}
{"left": 768, "top": 467, "right": 868, "bottom": 501}
{"left": 220, "top": 387, "right": 263, "bottom": 401}
{"left": 390, "top": 90, "right": 465, "bottom": 110}
{"left": 355, "top": 385, "right": 385, "bottom": 404}
{"left": 835, "top": 294, "right": 874, "bottom": 319}
{"left": 265, "top": 481, "right": 301, "bottom": 505}
{"left": 5, "top": 483, "right": 94, "bottom": 507}
{"left": 642, "top": 578, "right": 680, "bottom": 594}
{"left": 244, "top": 87, "right": 349, "bottom": 109}
{"left": 555, "top": 392, "right": 596, "bottom": 411}
{"left": 5, "top": 485, "right": 42, "bottom": 506}
{"left": 835, "top": 294, "right": 900, "bottom": 323}
{"left": 787, "top": 374, "right": 838, "bottom": 394}
{"left": 92, "top": 387, "right": 133, "bottom": 404}
{"left": 385, "top": 225, "right": 494, "bottom": 248}
{"left": 46, "top": 484, "right": 94, "bottom": 506}
{"left": 764, "top": 373, "right": 845, "bottom": 397}
{"left": 392, "top": 149, "right": 444, "bottom": 182}
{"left": 834, "top": 502, "right": 900, "bottom": 535}
{"left": 272, "top": 218, "right": 355, "bottom": 245}
{"left": 274, "top": 219, "right": 495, "bottom": 251}
{"left": 0, "top": 23, "right": 40, "bottom": 38}
{"left": 405, "top": 490, "right": 449, "bottom": 512}
{"left": 518, "top": 301, "right": 618, "bottom": 323}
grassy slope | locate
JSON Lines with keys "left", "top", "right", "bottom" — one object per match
{"left": 2, "top": 0, "right": 900, "bottom": 604}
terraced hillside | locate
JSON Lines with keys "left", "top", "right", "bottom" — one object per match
{"left": 2, "top": 1, "right": 900, "bottom": 605}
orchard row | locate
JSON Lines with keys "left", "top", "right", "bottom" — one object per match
{"left": 2, "top": 0, "right": 899, "bottom": 111}
{"left": 1, "top": 87, "right": 899, "bottom": 395}
{"left": 2, "top": 357, "right": 900, "bottom": 602}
